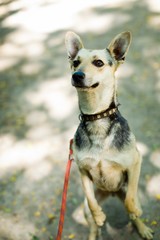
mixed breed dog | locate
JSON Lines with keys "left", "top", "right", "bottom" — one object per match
{"left": 65, "top": 31, "right": 153, "bottom": 240}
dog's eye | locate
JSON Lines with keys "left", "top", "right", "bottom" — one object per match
{"left": 73, "top": 60, "right": 80, "bottom": 68}
{"left": 92, "top": 60, "right": 104, "bottom": 67}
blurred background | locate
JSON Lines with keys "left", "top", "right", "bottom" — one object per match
{"left": 0, "top": 0, "right": 160, "bottom": 239}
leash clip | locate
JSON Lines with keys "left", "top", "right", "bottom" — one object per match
{"left": 69, "top": 139, "right": 74, "bottom": 160}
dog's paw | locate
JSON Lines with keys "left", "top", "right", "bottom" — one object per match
{"left": 125, "top": 199, "right": 142, "bottom": 219}
{"left": 129, "top": 207, "right": 142, "bottom": 220}
{"left": 93, "top": 208, "right": 106, "bottom": 226}
{"left": 138, "top": 225, "right": 154, "bottom": 240}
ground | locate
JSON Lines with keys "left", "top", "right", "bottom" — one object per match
{"left": 0, "top": 0, "right": 160, "bottom": 239}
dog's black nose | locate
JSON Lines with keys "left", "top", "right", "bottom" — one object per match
{"left": 72, "top": 71, "right": 85, "bottom": 82}
{"left": 72, "top": 71, "right": 86, "bottom": 88}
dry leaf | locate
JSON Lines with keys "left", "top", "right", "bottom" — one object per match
{"left": 68, "top": 233, "right": 75, "bottom": 239}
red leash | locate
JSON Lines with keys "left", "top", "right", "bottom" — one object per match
{"left": 56, "top": 139, "right": 74, "bottom": 240}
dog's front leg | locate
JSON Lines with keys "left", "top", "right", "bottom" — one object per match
{"left": 125, "top": 150, "right": 142, "bottom": 219}
{"left": 80, "top": 171, "right": 106, "bottom": 226}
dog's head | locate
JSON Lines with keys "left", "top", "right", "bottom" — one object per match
{"left": 65, "top": 31, "right": 131, "bottom": 91}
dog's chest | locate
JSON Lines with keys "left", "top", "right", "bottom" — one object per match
{"left": 74, "top": 120, "right": 108, "bottom": 167}
{"left": 89, "top": 160, "right": 126, "bottom": 191}
{"left": 74, "top": 115, "right": 135, "bottom": 169}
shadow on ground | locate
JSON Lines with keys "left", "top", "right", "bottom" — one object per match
{"left": 0, "top": 0, "right": 160, "bottom": 239}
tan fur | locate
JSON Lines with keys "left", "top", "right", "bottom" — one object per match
{"left": 65, "top": 31, "right": 153, "bottom": 240}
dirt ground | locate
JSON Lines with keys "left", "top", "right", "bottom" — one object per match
{"left": 0, "top": 0, "right": 160, "bottom": 239}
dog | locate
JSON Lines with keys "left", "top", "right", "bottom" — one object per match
{"left": 65, "top": 31, "right": 153, "bottom": 240}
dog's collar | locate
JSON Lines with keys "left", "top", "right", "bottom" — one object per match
{"left": 79, "top": 104, "right": 119, "bottom": 122}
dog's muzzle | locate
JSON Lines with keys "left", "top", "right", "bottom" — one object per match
{"left": 72, "top": 71, "right": 99, "bottom": 89}
{"left": 72, "top": 71, "right": 85, "bottom": 88}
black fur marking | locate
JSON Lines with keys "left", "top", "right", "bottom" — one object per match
{"left": 75, "top": 121, "right": 92, "bottom": 150}
{"left": 108, "top": 60, "right": 113, "bottom": 66}
{"left": 75, "top": 109, "right": 131, "bottom": 151}
{"left": 108, "top": 111, "right": 131, "bottom": 150}
{"left": 106, "top": 48, "right": 111, "bottom": 54}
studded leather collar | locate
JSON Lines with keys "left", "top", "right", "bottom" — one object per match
{"left": 79, "top": 104, "right": 119, "bottom": 122}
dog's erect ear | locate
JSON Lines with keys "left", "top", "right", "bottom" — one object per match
{"left": 108, "top": 31, "right": 131, "bottom": 62}
{"left": 65, "top": 31, "right": 84, "bottom": 60}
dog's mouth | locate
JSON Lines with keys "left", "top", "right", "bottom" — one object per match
{"left": 90, "top": 82, "right": 99, "bottom": 88}
{"left": 76, "top": 82, "right": 99, "bottom": 90}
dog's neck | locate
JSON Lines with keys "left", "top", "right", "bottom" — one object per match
{"left": 77, "top": 80, "right": 118, "bottom": 115}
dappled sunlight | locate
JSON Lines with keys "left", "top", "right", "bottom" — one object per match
{"left": 76, "top": 13, "right": 115, "bottom": 34}
{"left": 25, "top": 77, "right": 77, "bottom": 120}
{"left": 7, "top": 29, "right": 45, "bottom": 45}
{"left": 146, "top": 0, "right": 160, "bottom": 12}
{"left": 0, "top": 213, "right": 35, "bottom": 240}
{"left": 72, "top": 203, "right": 87, "bottom": 226}
{"left": 0, "top": 39, "right": 45, "bottom": 74}
{"left": 0, "top": 41, "right": 24, "bottom": 71}
{"left": 145, "top": 150, "right": 160, "bottom": 198}
{"left": 0, "top": 134, "right": 50, "bottom": 171}
{"left": 76, "top": 12, "right": 131, "bottom": 34}
{"left": 4, "top": 0, "right": 133, "bottom": 34}
{"left": 148, "top": 15, "right": 160, "bottom": 30}
{"left": 146, "top": 174, "right": 160, "bottom": 197}
{"left": 150, "top": 149, "right": 160, "bottom": 169}
{"left": 0, "top": 57, "right": 19, "bottom": 71}
{"left": 21, "top": 62, "right": 43, "bottom": 75}
{"left": 137, "top": 141, "right": 149, "bottom": 157}
{"left": 25, "top": 160, "right": 53, "bottom": 181}
{"left": 0, "top": 126, "right": 75, "bottom": 179}
{"left": 116, "top": 62, "right": 135, "bottom": 79}
{"left": 155, "top": 71, "right": 160, "bottom": 103}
